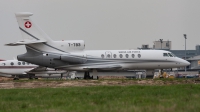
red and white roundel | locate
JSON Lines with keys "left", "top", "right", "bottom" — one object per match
{"left": 24, "top": 21, "right": 32, "bottom": 28}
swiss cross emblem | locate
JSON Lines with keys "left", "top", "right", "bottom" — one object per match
{"left": 24, "top": 21, "right": 32, "bottom": 28}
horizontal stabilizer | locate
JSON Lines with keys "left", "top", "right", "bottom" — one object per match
{"left": 5, "top": 39, "right": 46, "bottom": 46}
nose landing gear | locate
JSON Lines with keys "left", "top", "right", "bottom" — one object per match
{"left": 13, "top": 75, "right": 19, "bottom": 80}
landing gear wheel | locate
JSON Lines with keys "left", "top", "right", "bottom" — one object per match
{"left": 91, "top": 76, "right": 93, "bottom": 79}
{"left": 60, "top": 74, "right": 63, "bottom": 80}
{"left": 13, "top": 75, "right": 19, "bottom": 80}
{"left": 29, "top": 74, "right": 35, "bottom": 80}
{"left": 84, "top": 72, "right": 92, "bottom": 79}
{"left": 13, "top": 78, "right": 19, "bottom": 80}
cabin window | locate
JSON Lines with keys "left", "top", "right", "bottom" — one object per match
{"left": 113, "top": 54, "right": 117, "bottom": 58}
{"left": 163, "top": 53, "right": 169, "bottom": 57}
{"left": 132, "top": 54, "right": 135, "bottom": 58}
{"left": 22, "top": 62, "right": 25, "bottom": 65}
{"left": 107, "top": 54, "right": 111, "bottom": 58}
{"left": 125, "top": 54, "right": 129, "bottom": 58}
{"left": 10, "top": 62, "right": 14, "bottom": 65}
{"left": 138, "top": 54, "right": 141, "bottom": 58}
{"left": 18, "top": 62, "right": 21, "bottom": 65}
{"left": 168, "top": 53, "right": 173, "bottom": 57}
{"left": 101, "top": 54, "right": 105, "bottom": 58}
{"left": 26, "top": 62, "right": 29, "bottom": 65}
{"left": 119, "top": 54, "right": 123, "bottom": 58}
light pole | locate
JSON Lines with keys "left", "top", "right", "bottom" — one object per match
{"left": 184, "top": 34, "right": 187, "bottom": 72}
{"left": 160, "top": 39, "right": 163, "bottom": 49}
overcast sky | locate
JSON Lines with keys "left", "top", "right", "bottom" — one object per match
{"left": 0, "top": 0, "right": 200, "bottom": 59}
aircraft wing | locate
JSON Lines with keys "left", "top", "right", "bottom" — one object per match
{"left": 5, "top": 40, "right": 46, "bottom": 46}
{"left": 26, "top": 67, "right": 67, "bottom": 74}
{"left": 83, "top": 65, "right": 122, "bottom": 70}
{"left": 26, "top": 66, "right": 47, "bottom": 72}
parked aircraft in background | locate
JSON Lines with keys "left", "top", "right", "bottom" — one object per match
{"left": 6, "top": 12, "right": 190, "bottom": 79}
{"left": 0, "top": 59, "right": 37, "bottom": 80}
{"left": 0, "top": 59, "right": 67, "bottom": 80}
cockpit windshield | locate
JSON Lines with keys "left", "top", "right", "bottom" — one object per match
{"left": 168, "top": 53, "right": 173, "bottom": 57}
{"left": 170, "top": 53, "right": 176, "bottom": 57}
{"left": 163, "top": 53, "right": 176, "bottom": 57}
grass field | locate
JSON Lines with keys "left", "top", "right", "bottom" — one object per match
{"left": 0, "top": 84, "right": 200, "bottom": 112}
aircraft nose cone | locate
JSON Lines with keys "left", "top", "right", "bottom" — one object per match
{"left": 183, "top": 60, "right": 190, "bottom": 66}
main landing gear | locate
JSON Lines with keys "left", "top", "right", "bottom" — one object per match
{"left": 29, "top": 74, "right": 38, "bottom": 80}
{"left": 83, "top": 70, "right": 99, "bottom": 79}
{"left": 84, "top": 72, "right": 93, "bottom": 79}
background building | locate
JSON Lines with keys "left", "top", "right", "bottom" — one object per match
{"left": 138, "top": 40, "right": 200, "bottom": 70}
{"left": 153, "top": 40, "right": 171, "bottom": 50}
{"left": 170, "top": 50, "right": 197, "bottom": 59}
{"left": 187, "top": 55, "right": 200, "bottom": 70}
{"left": 137, "top": 44, "right": 151, "bottom": 49}
{"left": 169, "top": 45, "right": 200, "bottom": 59}
{"left": 152, "top": 40, "right": 200, "bottom": 59}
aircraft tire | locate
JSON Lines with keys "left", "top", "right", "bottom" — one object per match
{"left": 13, "top": 78, "right": 19, "bottom": 80}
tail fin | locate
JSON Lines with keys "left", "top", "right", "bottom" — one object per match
{"left": 15, "top": 12, "right": 52, "bottom": 42}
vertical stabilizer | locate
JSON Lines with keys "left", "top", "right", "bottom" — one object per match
{"left": 15, "top": 12, "right": 52, "bottom": 42}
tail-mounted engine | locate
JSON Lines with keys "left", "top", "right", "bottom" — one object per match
{"left": 60, "top": 53, "right": 87, "bottom": 64}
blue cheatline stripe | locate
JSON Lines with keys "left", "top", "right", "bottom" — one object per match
{"left": 19, "top": 27, "right": 39, "bottom": 40}
{"left": 19, "top": 27, "right": 67, "bottom": 53}
{"left": 56, "top": 60, "right": 173, "bottom": 69}
{"left": 43, "top": 43, "right": 66, "bottom": 53}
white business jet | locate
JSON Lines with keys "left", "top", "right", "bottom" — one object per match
{"left": 6, "top": 12, "right": 190, "bottom": 79}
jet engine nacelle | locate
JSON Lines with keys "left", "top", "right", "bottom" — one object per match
{"left": 17, "top": 47, "right": 87, "bottom": 68}
{"left": 60, "top": 53, "right": 87, "bottom": 64}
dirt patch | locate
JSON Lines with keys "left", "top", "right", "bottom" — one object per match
{"left": 0, "top": 79, "right": 198, "bottom": 89}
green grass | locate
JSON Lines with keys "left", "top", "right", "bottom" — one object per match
{"left": 0, "top": 85, "right": 200, "bottom": 112}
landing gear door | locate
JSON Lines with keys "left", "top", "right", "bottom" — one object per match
{"left": 105, "top": 51, "right": 112, "bottom": 58}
